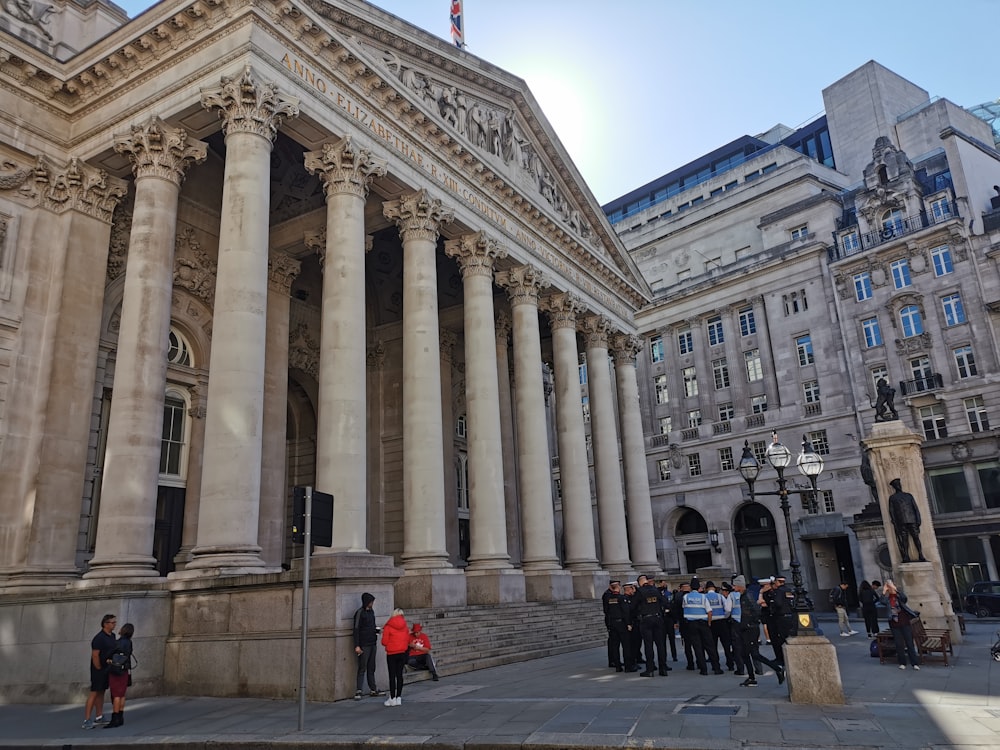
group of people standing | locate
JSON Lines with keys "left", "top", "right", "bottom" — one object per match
{"left": 603, "top": 574, "right": 793, "bottom": 688}
{"left": 839, "top": 578, "right": 923, "bottom": 670}
{"left": 352, "top": 592, "right": 440, "bottom": 708}
{"left": 82, "top": 614, "right": 135, "bottom": 729}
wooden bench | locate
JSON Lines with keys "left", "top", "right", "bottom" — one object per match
{"left": 876, "top": 618, "right": 952, "bottom": 666}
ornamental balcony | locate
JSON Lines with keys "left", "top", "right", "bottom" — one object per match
{"left": 899, "top": 373, "right": 944, "bottom": 396}
{"left": 830, "top": 206, "right": 961, "bottom": 261}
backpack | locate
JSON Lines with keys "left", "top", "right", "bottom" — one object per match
{"left": 108, "top": 649, "right": 133, "bottom": 675}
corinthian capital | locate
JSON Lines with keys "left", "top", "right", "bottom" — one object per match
{"left": 444, "top": 231, "right": 507, "bottom": 279}
{"left": 541, "top": 291, "right": 585, "bottom": 331}
{"left": 30, "top": 156, "right": 127, "bottom": 223}
{"left": 382, "top": 188, "right": 454, "bottom": 243}
{"left": 113, "top": 117, "right": 208, "bottom": 186}
{"left": 268, "top": 253, "right": 301, "bottom": 294}
{"left": 496, "top": 264, "right": 549, "bottom": 307}
{"left": 581, "top": 314, "right": 611, "bottom": 349}
{"left": 201, "top": 66, "right": 299, "bottom": 141}
{"left": 304, "top": 136, "right": 387, "bottom": 199}
{"left": 610, "top": 333, "right": 643, "bottom": 365}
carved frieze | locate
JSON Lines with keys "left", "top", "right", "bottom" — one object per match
{"left": 288, "top": 322, "right": 319, "bottom": 378}
{"left": 173, "top": 227, "right": 216, "bottom": 306}
{"left": 894, "top": 331, "right": 931, "bottom": 355}
{"left": 0, "top": 156, "right": 126, "bottom": 223}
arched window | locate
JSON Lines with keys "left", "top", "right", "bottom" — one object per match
{"left": 455, "top": 414, "right": 467, "bottom": 439}
{"left": 899, "top": 305, "right": 924, "bottom": 338}
{"left": 676, "top": 508, "right": 708, "bottom": 535}
{"left": 881, "top": 209, "right": 903, "bottom": 238}
{"left": 168, "top": 327, "right": 194, "bottom": 367}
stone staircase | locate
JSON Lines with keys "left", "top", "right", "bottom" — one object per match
{"left": 402, "top": 599, "right": 605, "bottom": 680}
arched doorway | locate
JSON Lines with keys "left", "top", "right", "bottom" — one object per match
{"left": 734, "top": 502, "right": 780, "bottom": 580}
{"left": 675, "top": 508, "right": 711, "bottom": 574}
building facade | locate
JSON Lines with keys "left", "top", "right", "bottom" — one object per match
{"left": 607, "top": 61, "right": 1000, "bottom": 601}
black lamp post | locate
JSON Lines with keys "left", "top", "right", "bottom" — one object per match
{"left": 738, "top": 431, "right": 824, "bottom": 635}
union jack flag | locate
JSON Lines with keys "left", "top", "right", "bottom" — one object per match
{"left": 450, "top": 0, "right": 464, "bottom": 48}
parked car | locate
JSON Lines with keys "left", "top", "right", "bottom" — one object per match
{"left": 965, "top": 581, "right": 1000, "bottom": 617}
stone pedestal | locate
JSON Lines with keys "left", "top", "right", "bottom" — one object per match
{"left": 393, "top": 568, "right": 467, "bottom": 609}
{"left": 784, "top": 635, "right": 845, "bottom": 704}
{"left": 466, "top": 569, "right": 526, "bottom": 605}
{"left": 896, "top": 561, "right": 962, "bottom": 638}
{"left": 524, "top": 570, "right": 575, "bottom": 602}
{"left": 571, "top": 570, "right": 606, "bottom": 599}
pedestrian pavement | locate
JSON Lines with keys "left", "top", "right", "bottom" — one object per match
{"left": 2, "top": 615, "right": 999, "bottom": 749}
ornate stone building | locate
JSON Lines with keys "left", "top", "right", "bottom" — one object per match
{"left": 0, "top": 0, "right": 655, "bottom": 701}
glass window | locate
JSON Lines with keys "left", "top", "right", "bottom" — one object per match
{"left": 739, "top": 307, "right": 756, "bottom": 336}
{"left": 807, "top": 429, "right": 830, "bottom": 455}
{"left": 954, "top": 345, "right": 978, "bottom": 378}
{"left": 942, "top": 293, "right": 966, "bottom": 326}
{"left": 930, "top": 197, "right": 951, "bottom": 221}
{"left": 977, "top": 462, "right": 1000, "bottom": 509}
{"left": 456, "top": 453, "right": 469, "bottom": 509}
{"left": 682, "top": 366, "right": 698, "bottom": 397}
{"left": 456, "top": 414, "right": 467, "bottom": 438}
{"left": 751, "top": 394, "right": 768, "bottom": 414}
{"left": 581, "top": 396, "right": 590, "bottom": 423}
{"left": 719, "top": 447, "right": 734, "bottom": 471}
{"left": 718, "top": 402, "right": 735, "bottom": 421}
{"left": 882, "top": 209, "right": 904, "bottom": 236}
{"left": 841, "top": 232, "right": 860, "bottom": 254}
{"left": 919, "top": 404, "right": 947, "bottom": 439}
{"left": 854, "top": 272, "right": 872, "bottom": 301}
{"left": 899, "top": 305, "right": 923, "bottom": 337}
{"left": 891, "top": 258, "right": 911, "bottom": 289}
{"left": 658, "top": 459, "right": 672, "bottom": 481}
{"left": 654, "top": 374, "right": 669, "bottom": 405}
{"left": 649, "top": 335, "right": 664, "bottom": 363}
{"left": 862, "top": 318, "right": 883, "bottom": 348}
{"left": 931, "top": 245, "right": 953, "bottom": 276}
{"left": 751, "top": 440, "right": 767, "bottom": 464}
{"left": 795, "top": 334, "right": 814, "bottom": 366}
{"left": 578, "top": 362, "right": 587, "bottom": 384}
{"left": 713, "top": 357, "right": 730, "bottom": 389}
{"left": 929, "top": 467, "right": 972, "bottom": 514}
{"left": 687, "top": 409, "right": 702, "bottom": 428}
{"left": 707, "top": 316, "right": 725, "bottom": 346}
{"left": 160, "top": 396, "right": 186, "bottom": 476}
{"left": 744, "top": 349, "right": 763, "bottom": 382}
{"left": 659, "top": 416, "right": 672, "bottom": 435}
{"left": 167, "top": 328, "right": 193, "bottom": 367}
{"left": 870, "top": 365, "right": 888, "bottom": 392}
{"left": 688, "top": 453, "right": 702, "bottom": 477}
{"left": 965, "top": 396, "right": 990, "bottom": 432}
{"left": 678, "top": 329, "right": 693, "bottom": 355}
{"left": 909, "top": 356, "right": 932, "bottom": 391}
{"left": 821, "top": 490, "right": 835, "bottom": 513}
{"left": 790, "top": 225, "right": 809, "bottom": 240}
{"left": 803, "top": 380, "right": 820, "bottom": 403}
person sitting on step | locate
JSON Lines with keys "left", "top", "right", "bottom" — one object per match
{"left": 407, "top": 623, "right": 440, "bottom": 681}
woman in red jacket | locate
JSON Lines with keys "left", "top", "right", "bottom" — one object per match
{"left": 380, "top": 608, "right": 410, "bottom": 706}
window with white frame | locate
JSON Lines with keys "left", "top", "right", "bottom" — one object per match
{"left": 862, "top": 317, "right": 883, "bottom": 347}
{"left": 783, "top": 290, "right": 808, "bottom": 315}
{"left": 167, "top": 327, "right": 194, "bottom": 366}
{"left": 930, "top": 245, "right": 953, "bottom": 276}
{"left": 821, "top": 490, "right": 836, "bottom": 513}
{"left": 803, "top": 380, "right": 820, "bottom": 403}
{"left": 930, "top": 197, "right": 951, "bottom": 222}
{"left": 919, "top": 404, "right": 948, "bottom": 439}
{"left": 659, "top": 416, "right": 672, "bottom": 435}
{"left": 954, "top": 345, "right": 978, "bottom": 378}
{"left": 581, "top": 396, "right": 590, "bottom": 423}
{"left": 678, "top": 329, "right": 693, "bottom": 355}
{"left": 909, "top": 356, "right": 932, "bottom": 391}
{"left": 687, "top": 409, "right": 702, "bottom": 428}
{"left": 807, "top": 429, "right": 830, "bottom": 455}
{"left": 578, "top": 361, "right": 587, "bottom": 384}
{"left": 795, "top": 334, "right": 815, "bottom": 366}
{"left": 707, "top": 316, "right": 725, "bottom": 346}
{"left": 649, "top": 335, "right": 665, "bottom": 363}
{"left": 965, "top": 396, "right": 990, "bottom": 433}
{"left": 658, "top": 459, "right": 672, "bottom": 481}
{"left": 739, "top": 307, "right": 756, "bottom": 336}
{"left": 750, "top": 394, "right": 768, "bottom": 414}
{"left": 682, "top": 366, "right": 698, "bottom": 397}
{"left": 854, "top": 272, "right": 872, "bottom": 301}
{"left": 841, "top": 231, "right": 860, "bottom": 254}
{"left": 718, "top": 402, "right": 735, "bottom": 421}
{"left": 744, "top": 349, "right": 763, "bottom": 382}
{"left": 654, "top": 374, "right": 669, "bottom": 404}
{"left": 790, "top": 224, "right": 809, "bottom": 240}
{"left": 456, "top": 414, "right": 467, "bottom": 438}
{"left": 870, "top": 365, "right": 888, "bottom": 392}
{"left": 890, "top": 258, "right": 912, "bottom": 289}
{"left": 719, "top": 446, "right": 734, "bottom": 471}
{"left": 882, "top": 209, "right": 904, "bottom": 236}
{"left": 899, "top": 305, "right": 924, "bottom": 337}
{"left": 712, "top": 357, "right": 730, "bottom": 389}
{"left": 456, "top": 453, "right": 469, "bottom": 509}
{"left": 751, "top": 440, "right": 767, "bottom": 464}
{"left": 159, "top": 394, "right": 188, "bottom": 477}
{"left": 942, "top": 293, "right": 966, "bottom": 326}
{"left": 688, "top": 453, "right": 702, "bottom": 477}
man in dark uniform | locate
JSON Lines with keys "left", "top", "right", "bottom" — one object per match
{"left": 631, "top": 574, "right": 669, "bottom": 677}
{"left": 602, "top": 580, "right": 622, "bottom": 668}
{"left": 736, "top": 577, "right": 784, "bottom": 687}
{"left": 764, "top": 574, "right": 795, "bottom": 665}
{"left": 622, "top": 582, "right": 642, "bottom": 671}
{"left": 656, "top": 578, "right": 678, "bottom": 662}
{"left": 602, "top": 580, "right": 630, "bottom": 671}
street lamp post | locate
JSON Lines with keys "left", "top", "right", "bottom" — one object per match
{"left": 738, "top": 431, "right": 824, "bottom": 635}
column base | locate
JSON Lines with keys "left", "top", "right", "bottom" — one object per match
{"left": 570, "top": 570, "right": 607, "bottom": 599}
{"left": 394, "top": 568, "right": 468, "bottom": 609}
{"left": 784, "top": 635, "right": 845, "bottom": 704}
{"left": 83, "top": 554, "right": 161, "bottom": 581}
{"left": 896, "top": 561, "right": 963, "bottom": 643}
{"left": 0, "top": 567, "right": 85, "bottom": 594}
{"left": 171, "top": 548, "right": 276, "bottom": 578}
{"left": 465, "top": 569, "right": 526, "bottom": 605}
{"left": 524, "top": 569, "right": 575, "bottom": 601}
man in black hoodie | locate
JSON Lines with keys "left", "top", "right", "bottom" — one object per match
{"left": 353, "top": 592, "right": 384, "bottom": 699}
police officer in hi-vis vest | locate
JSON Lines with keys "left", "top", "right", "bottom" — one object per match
{"left": 683, "top": 577, "right": 723, "bottom": 675}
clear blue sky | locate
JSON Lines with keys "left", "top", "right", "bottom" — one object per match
{"left": 115, "top": 0, "right": 998, "bottom": 204}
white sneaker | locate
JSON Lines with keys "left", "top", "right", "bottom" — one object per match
{"left": 913, "top": 665, "right": 920, "bottom": 670}
{"left": 384, "top": 697, "right": 394, "bottom": 707}
{"left": 899, "top": 664, "right": 906, "bottom": 670}
{"left": 395, "top": 697, "right": 402, "bottom": 706}
{"left": 848, "top": 630, "right": 858, "bottom": 635}
{"left": 840, "top": 632, "right": 849, "bottom": 637}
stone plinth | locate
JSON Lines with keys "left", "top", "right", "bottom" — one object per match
{"left": 570, "top": 570, "right": 606, "bottom": 599}
{"left": 466, "top": 569, "right": 526, "bottom": 605}
{"left": 896, "top": 561, "right": 962, "bottom": 638}
{"left": 393, "top": 568, "right": 467, "bottom": 609}
{"left": 784, "top": 635, "right": 845, "bottom": 704}
{"left": 524, "top": 570, "right": 575, "bottom": 602}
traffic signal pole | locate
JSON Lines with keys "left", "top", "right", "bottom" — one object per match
{"left": 297, "top": 486, "right": 313, "bottom": 731}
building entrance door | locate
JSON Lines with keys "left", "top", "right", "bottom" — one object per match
{"left": 734, "top": 502, "right": 779, "bottom": 580}
{"left": 153, "top": 486, "right": 186, "bottom": 576}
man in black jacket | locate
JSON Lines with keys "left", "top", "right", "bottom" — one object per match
{"left": 353, "top": 592, "right": 384, "bottom": 699}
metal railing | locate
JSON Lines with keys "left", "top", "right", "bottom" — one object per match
{"left": 899, "top": 373, "right": 944, "bottom": 396}
{"left": 831, "top": 206, "right": 959, "bottom": 261}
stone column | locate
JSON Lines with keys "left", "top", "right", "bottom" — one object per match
{"left": 582, "top": 314, "right": 632, "bottom": 574}
{"left": 85, "top": 118, "right": 207, "bottom": 580}
{"left": 185, "top": 67, "right": 298, "bottom": 575}
{"left": 384, "top": 190, "right": 465, "bottom": 607}
{"left": 611, "top": 332, "right": 660, "bottom": 573}
{"left": 498, "top": 266, "right": 573, "bottom": 601}
{"left": 445, "top": 232, "right": 526, "bottom": 604}
{"left": 542, "top": 292, "right": 602, "bottom": 598}
{"left": 257, "top": 254, "right": 301, "bottom": 568}
{"left": 439, "top": 330, "right": 461, "bottom": 565}
{"left": 980, "top": 536, "right": 999, "bottom": 580}
{"left": 304, "top": 137, "right": 387, "bottom": 552}
{"left": 864, "top": 420, "right": 962, "bottom": 642}
{"left": 494, "top": 311, "right": 522, "bottom": 568}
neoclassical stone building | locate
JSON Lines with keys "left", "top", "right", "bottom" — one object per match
{"left": 0, "top": 0, "right": 656, "bottom": 700}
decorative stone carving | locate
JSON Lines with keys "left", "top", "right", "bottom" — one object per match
{"left": 304, "top": 136, "right": 387, "bottom": 199}
{"left": 581, "top": 314, "right": 611, "bottom": 348}
{"left": 288, "top": 323, "right": 319, "bottom": 379}
{"left": 610, "top": 333, "right": 643, "bottom": 365}
{"left": 894, "top": 332, "right": 932, "bottom": 355}
{"left": 382, "top": 188, "right": 454, "bottom": 242}
{"left": 267, "top": 253, "right": 301, "bottom": 294}
{"left": 173, "top": 227, "right": 216, "bottom": 305}
{"left": 494, "top": 310, "right": 511, "bottom": 345}
{"left": 106, "top": 196, "right": 133, "bottom": 282}
{"left": 201, "top": 66, "right": 299, "bottom": 141}
{"left": 541, "top": 291, "right": 585, "bottom": 331}
{"left": 1, "top": 156, "right": 126, "bottom": 223}
{"left": 497, "top": 264, "right": 549, "bottom": 307}
{"left": 951, "top": 442, "right": 970, "bottom": 462}
{"left": 439, "top": 329, "right": 457, "bottom": 364}
{"left": 367, "top": 339, "right": 386, "bottom": 370}
{"left": 444, "top": 231, "right": 507, "bottom": 279}
{"left": 113, "top": 117, "right": 208, "bottom": 186}
{"left": 541, "top": 362, "right": 554, "bottom": 405}
{"left": 1, "top": 0, "right": 57, "bottom": 41}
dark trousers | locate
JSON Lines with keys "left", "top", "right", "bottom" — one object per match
{"left": 891, "top": 624, "right": 920, "bottom": 666}
{"left": 608, "top": 622, "right": 630, "bottom": 668}
{"left": 386, "top": 652, "right": 407, "bottom": 698}
{"left": 680, "top": 621, "right": 695, "bottom": 667}
{"left": 739, "top": 628, "right": 782, "bottom": 677}
{"left": 407, "top": 652, "right": 438, "bottom": 676}
{"left": 729, "top": 620, "right": 745, "bottom": 672}
{"left": 356, "top": 644, "right": 377, "bottom": 692}
{"left": 639, "top": 616, "right": 667, "bottom": 672}
{"left": 711, "top": 618, "right": 734, "bottom": 669}
{"left": 862, "top": 605, "right": 879, "bottom": 635}
{"left": 769, "top": 618, "right": 791, "bottom": 666}
{"left": 664, "top": 617, "right": 677, "bottom": 660}
{"left": 689, "top": 620, "right": 719, "bottom": 672}
{"left": 629, "top": 625, "right": 643, "bottom": 665}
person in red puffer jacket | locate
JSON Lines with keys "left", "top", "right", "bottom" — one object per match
{"left": 380, "top": 608, "right": 410, "bottom": 706}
